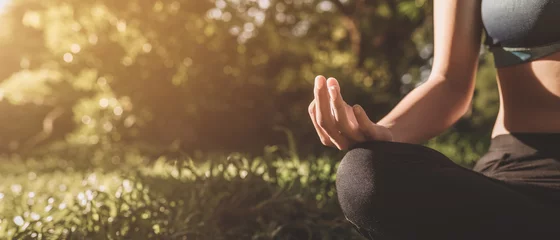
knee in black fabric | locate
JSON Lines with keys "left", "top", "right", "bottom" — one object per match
{"left": 335, "top": 145, "right": 388, "bottom": 231}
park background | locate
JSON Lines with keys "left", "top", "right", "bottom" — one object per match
{"left": 0, "top": 0, "right": 499, "bottom": 239}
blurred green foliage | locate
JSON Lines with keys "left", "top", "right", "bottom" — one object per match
{"left": 0, "top": 0, "right": 498, "bottom": 160}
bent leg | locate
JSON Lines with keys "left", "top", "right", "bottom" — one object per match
{"left": 336, "top": 141, "right": 560, "bottom": 240}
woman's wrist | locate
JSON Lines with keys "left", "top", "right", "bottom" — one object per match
{"left": 373, "top": 122, "right": 396, "bottom": 143}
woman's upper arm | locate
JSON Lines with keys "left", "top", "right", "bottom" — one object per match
{"left": 431, "top": 0, "right": 483, "bottom": 88}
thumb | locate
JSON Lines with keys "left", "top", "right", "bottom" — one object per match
{"left": 352, "top": 105, "right": 376, "bottom": 137}
{"left": 352, "top": 105, "right": 393, "bottom": 141}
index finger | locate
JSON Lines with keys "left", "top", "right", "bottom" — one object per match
{"left": 314, "top": 75, "right": 349, "bottom": 149}
{"left": 327, "top": 78, "right": 365, "bottom": 141}
{"left": 308, "top": 100, "right": 335, "bottom": 147}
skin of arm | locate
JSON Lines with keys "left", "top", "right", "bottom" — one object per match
{"left": 376, "top": 0, "right": 483, "bottom": 144}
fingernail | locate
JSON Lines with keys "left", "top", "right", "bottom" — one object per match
{"left": 328, "top": 86, "right": 337, "bottom": 100}
{"left": 315, "top": 76, "right": 324, "bottom": 88}
{"left": 353, "top": 105, "right": 361, "bottom": 114}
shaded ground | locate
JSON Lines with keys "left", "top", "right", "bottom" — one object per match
{"left": 0, "top": 146, "right": 362, "bottom": 239}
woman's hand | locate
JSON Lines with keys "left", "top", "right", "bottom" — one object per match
{"left": 308, "top": 75, "right": 393, "bottom": 150}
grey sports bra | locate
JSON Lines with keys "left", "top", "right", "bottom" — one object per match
{"left": 481, "top": 0, "right": 560, "bottom": 67}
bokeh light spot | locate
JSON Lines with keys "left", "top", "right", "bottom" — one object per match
{"left": 13, "top": 216, "right": 24, "bottom": 226}
{"left": 207, "top": 8, "right": 222, "bottom": 19}
{"left": 71, "top": 43, "right": 81, "bottom": 53}
{"left": 124, "top": 116, "right": 136, "bottom": 128}
{"left": 183, "top": 57, "right": 193, "bottom": 67}
{"left": 244, "top": 22, "right": 255, "bottom": 32}
{"left": 317, "top": 1, "right": 334, "bottom": 12}
{"left": 116, "top": 20, "right": 127, "bottom": 32}
{"left": 222, "top": 12, "right": 232, "bottom": 22}
{"left": 122, "top": 57, "right": 133, "bottom": 66}
{"left": 63, "top": 53, "right": 73, "bottom": 63}
{"left": 142, "top": 43, "right": 152, "bottom": 53}
{"left": 169, "top": 1, "right": 180, "bottom": 13}
{"left": 99, "top": 98, "right": 109, "bottom": 108}
{"left": 97, "top": 77, "right": 107, "bottom": 86}
{"left": 216, "top": 0, "right": 226, "bottom": 9}
{"left": 30, "top": 212, "right": 40, "bottom": 221}
{"left": 81, "top": 115, "right": 92, "bottom": 125}
{"left": 103, "top": 122, "right": 113, "bottom": 132}
{"left": 153, "top": 1, "right": 164, "bottom": 12}
{"left": 113, "top": 106, "right": 123, "bottom": 116}
{"left": 258, "top": 0, "right": 270, "bottom": 9}
{"left": 11, "top": 184, "right": 21, "bottom": 194}
{"left": 88, "top": 34, "right": 98, "bottom": 44}
{"left": 22, "top": 11, "right": 41, "bottom": 28}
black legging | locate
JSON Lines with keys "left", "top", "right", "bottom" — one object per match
{"left": 336, "top": 133, "right": 560, "bottom": 240}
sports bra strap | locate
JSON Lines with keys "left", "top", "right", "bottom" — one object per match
{"left": 490, "top": 40, "right": 560, "bottom": 68}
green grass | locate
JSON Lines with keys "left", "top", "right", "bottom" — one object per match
{"left": 0, "top": 145, "right": 362, "bottom": 239}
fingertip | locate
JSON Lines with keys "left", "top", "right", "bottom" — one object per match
{"left": 353, "top": 105, "right": 370, "bottom": 130}
{"left": 326, "top": 77, "right": 339, "bottom": 87}
{"left": 315, "top": 75, "right": 326, "bottom": 87}
{"left": 352, "top": 105, "right": 362, "bottom": 114}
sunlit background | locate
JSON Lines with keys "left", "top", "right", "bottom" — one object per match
{"left": 0, "top": 0, "right": 9, "bottom": 12}
{"left": 0, "top": 0, "right": 499, "bottom": 238}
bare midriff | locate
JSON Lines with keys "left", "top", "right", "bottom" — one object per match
{"left": 492, "top": 51, "right": 560, "bottom": 137}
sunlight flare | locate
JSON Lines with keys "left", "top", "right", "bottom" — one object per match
{"left": 0, "top": 0, "right": 10, "bottom": 14}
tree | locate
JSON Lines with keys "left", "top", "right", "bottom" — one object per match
{"left": 0, "top": 0, "right": 497, "bottom": 159}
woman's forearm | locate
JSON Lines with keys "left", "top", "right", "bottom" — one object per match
{"left": 377, "top": 74, "right": 476, "bottom": 144}
{"left": 375, "top": 0, "right": 482, "bottom": 144}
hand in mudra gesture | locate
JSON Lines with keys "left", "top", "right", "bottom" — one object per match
{"left": 308, "top": 76, "right": 393, "bottom": 150}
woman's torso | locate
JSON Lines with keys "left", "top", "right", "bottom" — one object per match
{"left": 477, "top": 0, "right": 560, "bottom": 199}
{"left": 492, "top": 55, "right": 560, "bottom": 137}
{"left": 480, "top": 0, "right": 560, "bottom": 137}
